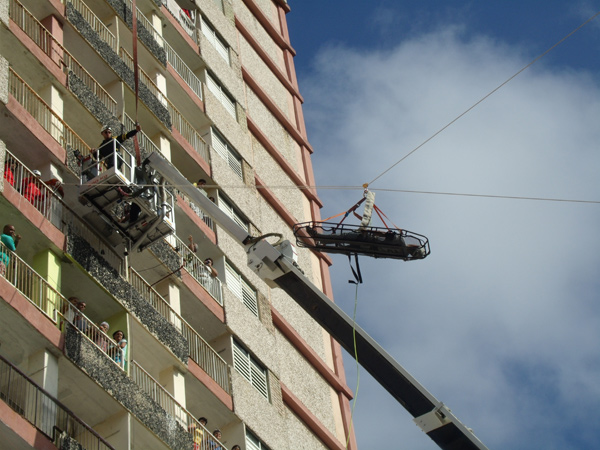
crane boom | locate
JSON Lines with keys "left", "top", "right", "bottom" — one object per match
{"left": 144, "top": 152, "right": 490, "bottom": 450}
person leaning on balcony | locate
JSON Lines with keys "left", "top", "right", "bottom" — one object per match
{"left": 95, "top": 321, "right": 110, "bottom": 353}
{"left": 4, "top": 160, "right": 15, "bottom": 186}
{"left": 111, "top": 330, "right": 128, "bottom": 369}
{"left": 208, "top": 430, "right": 223, "bottom": 450}
{"left": 93, "top": 123, "right": 141, "bottom": 170}
{"left": 0, "top": 224, "right": 21, "bottom": 276}
{"left": 21, "top": 170, "right": 42, "bottom": 205}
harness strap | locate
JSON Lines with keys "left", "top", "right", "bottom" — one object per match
{"left": 347, "top": 254, "right": 363, "bottom": 284}
{"left": 373, "top": 204, "right": 403, "bottom": 231}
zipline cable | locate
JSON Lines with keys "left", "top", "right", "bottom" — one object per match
{"left": 366, "top": 10, "right": 600, "bottom": 187}
{"left": 64, "top": 180, "right": 600, "bottom": 205}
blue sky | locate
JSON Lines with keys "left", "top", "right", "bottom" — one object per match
{"left": 286, "top": 2, "right": 600, "bottom": 450}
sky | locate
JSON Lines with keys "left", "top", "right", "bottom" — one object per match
{"left": 286, "top": 2, "right": 600, "bottom": 450}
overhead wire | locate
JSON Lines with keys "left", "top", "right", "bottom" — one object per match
{"left": 365, "top": 10, "right": 600, "bottom": 188}
{"left": 64, "top": 180, "right": 600, "bottom": 205}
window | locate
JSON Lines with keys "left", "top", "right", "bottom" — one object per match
{"left": 233, "top": 339, "right": 269, "bottom": 399}
{"left": 246, "top": 429, "right": 271, "bottom": 450}
{"left": 206, "top": 71, "right": 236, "bottom": 118}
{"left": 225, "top": 262, "right": 258, "bottom": 316}
{"left": 200, "top": 16, "right": 230, "bottom": 64}
{"left": 211, "top": 128, "right": 243, "bottom": 179}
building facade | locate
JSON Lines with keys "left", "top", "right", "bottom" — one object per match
{"left": 0, "top": 0, "right": 357, "bottom": 449}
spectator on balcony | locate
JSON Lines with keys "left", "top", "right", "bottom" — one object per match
{"left": 44, "top": 178, "right": 64, "bottom": 198}
{"left": 95, "top": 321, "right": 110, "bottom": 352}
{"left": 73, "top": 301, "right": 88, "bottom": 333}
{"left": 188, "top": 235, "right": 198, "bottom": 253}
{"left": 21, "top": 170, "right": 43, "bottom": 205}
{"left": 208, "top": 430, "right": 223, "bottom": 450}
{"left": 203, "top": 258, "right": 218, "bottom": 278}
{"left": 93, "top": 124, "right": 141, "bottom": 170}
{"left": 4, "top": 160, "right": 15, "bottom": 186}
{"left": 111, "top": 330, "right": 128, "bottom": 369}
{"left": 194, "top": 179, "right": 209, "bottom": 196}
{"left": 188, "top": 417, "right": 206, "bottom": 450}
{"left": 0, "top": 224, "right": 21, "bottom": 276}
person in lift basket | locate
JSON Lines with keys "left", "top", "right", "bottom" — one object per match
{"left": 94, "top": 123, "right": 142, "bottom": 170}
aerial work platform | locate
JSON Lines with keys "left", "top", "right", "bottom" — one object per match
{"left": 294, "top": 221, "right": 430, "bottom": 260}
{"left": 77, "top": 142, "right": 175, "bottom": 251}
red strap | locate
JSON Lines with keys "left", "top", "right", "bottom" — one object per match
{"left": 131, "top": 0, "right": 142, "bottom": 166}
{"left": 373, "top": 204, "right": 402, "bottom": 231}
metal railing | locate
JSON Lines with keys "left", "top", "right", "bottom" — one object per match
{"left": 128, "top": 268, "right": 230, "bottom": 393}
{"left": 170, "top": 233, "right": 223, "bottom": 304}
{"left": 164, "top": 42, "right": 204, "bottom": 101}
{"left": 9, "top": 0, "right": 118, "bottom": 117}
{"left": 8, "top": 68, "right": 91, "bottom": 158}
{"left": 130, "top": 360, "right": 228, "bottom": 450}
{"left": 180, "top": 320, "right": 230, "bottom": 393}
{"left": 67, "top": 0, "right": 117, "bottom": 52}
{"left": 4, "top": 150, "right": 124, "bottom": 273}
{"left": 0, "top": 240, "right": 123, "bottom": 370}
{"left": 0, "top": 240, "right": 64, "bottom": 323}
{"left": 163, "top": 0, "right": 197, "bottom": 42}
{"left": 175, "top": 190, "right": 215, "bottom": 231}
{"left": 0, "top": 354, "right": 116, "bottom": 450}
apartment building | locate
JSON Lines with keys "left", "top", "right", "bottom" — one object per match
{"left": 0, "top": 0, "right": 357, "bottom": 449}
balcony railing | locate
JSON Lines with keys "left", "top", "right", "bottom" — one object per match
{"left": 0, "top": 240, "right": 122, "bottom": 369}
{"left": 4, "top": 150, "right": 123, "bottom": 272}
{"left": 169, "top": 233, "right": 223, "bottom": 304}
{"left": 0, "top": 240, "right": 65, "bottom": 323}
{"left": 163, "top": 0, "right": 197, "bottom": 42}
{"left": 67, "top": 0, "right": 117, "bottom": 52}
{"left": 58, "top": 302, "right": 125, "bottom": 370}
{"left": 9, "top": 0, "right": 118, "bottom": 117}
{"left": 128, "top": 268, "right": 230, "bottom": 393}
{"left": 176, "top": 190, "right": 215, "bottom": 231}
{"left": 164, "top": 42, "right": 204, "bottom": 101}
{"left": 0, "top": 354, "right": 116, "bottom": 450}
{"left": 8, "top": 67, "right": 91, "bottom": 158}
{"left": 180, "top": 320, "right": 230, "bottom": 392}
{"left": 130, "top": 360, "right": 229, "bottom": 450}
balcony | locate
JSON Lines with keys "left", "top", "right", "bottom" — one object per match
{"left": 0, "top": 354, "right": 115, "bottom": 450}
{"left": 63, "top": 322, "right": 192, "bottom": 449}
{"left": 130, "top": 359, "right": 231, "bottom": 450}
{"left": 129, "top": 268, "right": 230, "bottom": 394}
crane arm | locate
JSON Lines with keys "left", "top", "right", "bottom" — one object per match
{"left": 144, "top": 152, "right": 490, "bottom": 450}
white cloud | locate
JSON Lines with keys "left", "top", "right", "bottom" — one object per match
{"left": 300, "top": 26, "right": 600, "bottom": 450}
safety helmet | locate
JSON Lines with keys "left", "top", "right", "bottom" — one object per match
{"left": 101, "top": 125, "right": 112, "bottom": 133}
{"left": 32, "top": 170, "right": 42, "bottom": 177}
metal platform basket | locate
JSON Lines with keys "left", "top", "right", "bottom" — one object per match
{"left": 293, "top": 221, "right": 430, "bottom": 260}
